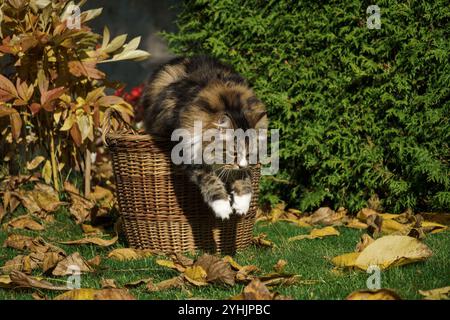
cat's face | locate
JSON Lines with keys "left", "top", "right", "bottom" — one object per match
{"left": 179, "top": 83, "right": 268, "bottom": 171}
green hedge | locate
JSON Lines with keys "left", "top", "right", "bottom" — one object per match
{"left": 165, "top": 0, "right": 450, "bottom": 213}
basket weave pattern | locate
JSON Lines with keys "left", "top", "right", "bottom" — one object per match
{"left": 104, "top": 111, "right": 260, "bottom": 254}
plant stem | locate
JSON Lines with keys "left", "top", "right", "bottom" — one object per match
{"left": 49, "top": 130, "right": 60, "bottom": 191}
{"left": 84, "top": 147, "right": 91, "bottom": 197}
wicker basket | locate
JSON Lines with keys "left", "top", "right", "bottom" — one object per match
{"left": 102, "top": 109, "right": 260, "bottom": 254}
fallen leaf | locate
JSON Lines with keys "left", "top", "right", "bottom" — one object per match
{"left": 87, "top": 255, "right": 102, "bottom": 267}
{"left": 8, "top": 215, "right": 44, "bottom": 231}
{"left": 52, "top": 252, "right": 94, "bottom": 276}
{"left": 101, "top": 278, "right": 118, "bottom": 289}
{"left": 194, "top": 254, "right": 236, "bottom": 286}
{"left": 0, "top": 275, "right": 13, "bottom": 288}
{"left": 332, "top": 235, "right": 433, "bottom": 270}
{"left": 68, "top": 193, "right": 95, "bottom": 224}
{"left": 346, "top": 289, "right": 402, "bottom": 300}
{"left": 344, "top": 218, "right": 368, "bottom": 229}
{"left": 26, "top": 156, "right": 46, "bottom": 171}
{"left": 357, "top": 208, "right": 379, "bottom": 222}
{"left": 223, "top": 256, "right": 243, "bottom": 270}
{"left": 183, "top": 266, "right": 208, "bottom": 286}
{"left": 60, "top": 235, "right": 118, "bottom": 247}
{"left": 308, "top": 207, "right": 346, "bottom": 226}
{"left": 11, "top": 190, "right": 41, "bottom": 214}
{"left": 146, "top": 276, "right": 185, "bottom": 292}
{"left": 54, "top": 288, "right": 135, "bottom": 300}
{"left": 155, "top": 259, "right": 185, "bottom": 272}
{"left": 355, "top": 234, "right": 375, "bottom": 252}
{"left": 3, "top": 234, "right": 33, "bottom": 250}
{"left": 107, "top": 248, "right": 153, "bottom": 261}
{"left": 9, "top": 270, "right": 70, "bottom": 291}
{"left": 273, "top": 259, "right": 288, "bottom": 273}
{"left": 81, "top": 224, "right": 104, "bottom": 235}
{"left": 88, "top": 186, "right": 114, "bottom": 209}
{"left": 32, "top": 292, "right": 48, "bottom": 300}
{"left": 252, "top": 233, "right": 275, "bottom": 248}
{"left": 240, "top": 279, "right": 273, "bottom": 300}
{"left": 288, "top": 226, "right": 340, "bottom": 241}
{"left": 259, "top": 273, "right": 301, "bottom": 287}
{"left": 31, "top": 183, "right": 63, "bottom": 212}
{"left": 124, "top": 278, "right": 153, "bottom": 288}
{"left": 419, "top": 286, "right": 450, "bottom": 300}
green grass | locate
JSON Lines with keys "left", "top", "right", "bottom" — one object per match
{"left": 0, "top": 208, "right": 449, "bottom": 300}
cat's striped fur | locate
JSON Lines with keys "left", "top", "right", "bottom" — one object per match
{"left": 141, "top": 56, "right": 268, "bottom": 219}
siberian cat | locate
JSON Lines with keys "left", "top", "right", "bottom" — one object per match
{"left": 141, "top": 56, "right": 268, "bottom": 219}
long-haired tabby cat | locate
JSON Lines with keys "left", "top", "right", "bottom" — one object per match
{"left": 141, "top": 56, "right": 268, "bottom": 219}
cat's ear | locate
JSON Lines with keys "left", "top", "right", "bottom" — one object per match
{"left": 245, "top": 108, "right": 268, "bottom": 129}
{"left": 254, "top": 111, "right": 268, "bottom": 129}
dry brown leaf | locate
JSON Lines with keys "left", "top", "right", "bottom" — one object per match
{"left": 236, "top": 265, "right": 259, "bottom": 282}
{"left": 8, "top": 215, "right": 44, "bottom": 231}
{"left": 146, "top": 276, "right": 185, "bottom": 292}
{"left": 355, "top": 234, "right": 375, "bottom": 252}
{"left": 346, "top": 289, "right": 402, "bottom": 300}
{"left": 171, "top": 253, "right": 194, "bottom": 268}
{"left": 81, "top": 224, "right": 104, "bottom": 235}
{"left": 107, "top": 248, "right": 153, "bottom": 261}
{"left": 68, "top": 193, "right": 95, "bottom": 224}
{"left": 101, "top": 278, "right": 118, "bottom": 289}
{"left": 308, "top": 207, "right": 346, "bottom": 226}
{"left": 344, "top": 218, "right": 368, "bottom": 229}
{"left": 419, "top": 286, "right": 450, "bottom": 300}
{"left": 357, "top": 208, "right": 379, "bottom": 222}
{"left": 9, "top": 270, "right": 70, "bottom": 291}
{"left": 239, "top": 279, "right": 274, "bottom": 300}
{"left": 31, "top": 183, "right": 63, "bottom": 212}
{"left": 52, "top": 252, "right": 94, "bottom": 276}
{"left": 31, "top": 292, "right": 48, "bottom": 300}
{"left": 194, "top": 254, "right": 236, "bottom": 286}
{"left": 2, "top": 255, "right": 27, "bottom": 273}
{"left": 273, "top": 259, "right": 287, "bottom": 273}
{"left": 252, "top": 233, "right": 275, "bottom": 248}
{"left": 54, "top": 288, "right": 135, "bottom": 300}
{"left": 3, "top": 234, "right": 33, "bottom": 250}
{"left": 88, "top": 186, "right": 114, "bottom": 209}
{"left": 87, "top": 255, "right": 102, "bottom": 267}
{"left": 11, "top": 190, "right": 41, "bottom": 214}
{"left": 259, "top": 272, "right": 301, "bottom": 287}
{"left": 420, "top": 212, "right": 450, "bottom": 226}
{"left": 124, "top": 278, "right": 153, "bottom": 288}
{"left": 288, "top": 226, "right": 340, "bottom": 241}
{"left": 60, "top": 235, "right": 118, "bottom": 247}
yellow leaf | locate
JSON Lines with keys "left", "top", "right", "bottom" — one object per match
{"left": 155, "top": 259, "right": 177, "bottom": 270}
{"left": 419, "top": 286, "right": 450, "bottom": 300}
{"left": 346, "top": 289, "right": 401, "bottom": 300}
{"left": 42, "top": 160, "right": 52, "bottom": 184}
{"left": 183, "top": 266, "right": 208, "bottom": 286}
{"left": 421, "top": 221, "right": 448, "bottom": 234}
{"left": 333, "top": 235, "right": 433, "bottom": 270}
{"left": 107, "top": 248, "right": 153, "bottom": 261}
{"left": 26, "top": 156, "right": 45, "bottom": 170}
{"left": 288, "top": 226, "right": 340, "bottom": 241}
{"left": 60, "top": 235, "right": 118, "bottom": 247}
{"left": 381, "top": 219, "right": 408, "bottom": 234}
{"left": 331, "top": 252, "right": 361, "bottom": 268}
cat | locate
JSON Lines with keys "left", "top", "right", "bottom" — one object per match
{"left": 141, "top": 55, "right": 268, "bottom": 220}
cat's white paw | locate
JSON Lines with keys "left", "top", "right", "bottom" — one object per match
{"left": 232, "top": 193, "right": 252, "bottom": 215}
{"left": 209, "top": 199, "right": 233, "bottom": 220}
